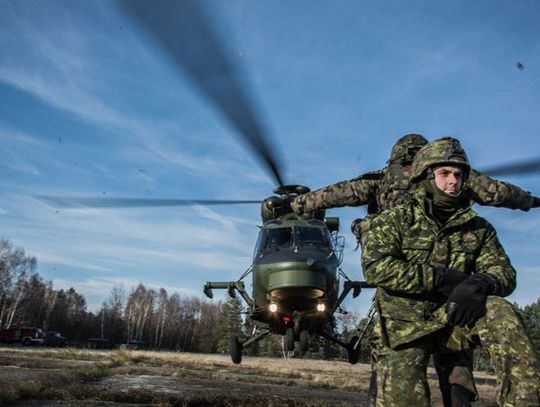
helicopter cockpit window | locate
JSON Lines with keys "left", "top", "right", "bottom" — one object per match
{"left": 263, "top": 227, "right": 293, "bottom": 250}
{"left": 294, "top": 227, "right": 331, "bottom": 249}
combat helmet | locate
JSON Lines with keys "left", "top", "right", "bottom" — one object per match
{"left": 388, "top": 133, "right": 428, "bottom": 164}
{"left": 411, "top": 137, "right": 470, "bottom": 181}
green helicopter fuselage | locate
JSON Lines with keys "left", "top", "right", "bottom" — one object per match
{"left": 250, "top": 215, "right": 340, "bottom": 333}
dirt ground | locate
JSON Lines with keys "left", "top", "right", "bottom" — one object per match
{"left": 0, "top": 346, "right": 498, "bottom": 406}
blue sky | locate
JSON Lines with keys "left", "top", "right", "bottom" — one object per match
{"left": 1, "top": 0, "right": 539, "bottom": 314}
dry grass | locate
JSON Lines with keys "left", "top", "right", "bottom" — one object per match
{"left": 0, "top": 363, "right": 111, "bottom": 404}
{"left": 0, "top": 346, "right": 498, "bottom": 406}
{"left": 0, "top": 346, "right": 116, "bottom": 362}
{"left": 102, "top": 350, "right": 374, "bottom": 391}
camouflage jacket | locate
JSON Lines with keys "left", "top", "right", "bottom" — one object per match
{"left": 290, "top": 165, "right": 533, "bottom": 215}
{"left": 361, "top": 188, "right": 516, "bottom": 349}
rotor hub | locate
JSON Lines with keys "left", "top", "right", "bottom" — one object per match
{"left": 273, "top": 185, "right": 310, "bottom": 196}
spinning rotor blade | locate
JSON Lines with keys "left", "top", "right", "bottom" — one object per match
{"left": 118, "top": 0, "right": 285, "bottom": 187}
{"left": 35, "top": 196, "right": 261, "bottom": 209}
{"left": 481, "top": 157, "right": 540, "bottom": 177}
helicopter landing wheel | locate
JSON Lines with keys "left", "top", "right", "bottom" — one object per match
{"left": 347, "top": 335, "right": 361, "bottom": 365}
{"left": 285, "top": 327, "right": 295, "bottom": 351}
{"left": 299, "top": 330, "right": 309, "bottom": 352}
{"left": 229, "top": 335, "right": 242, "bottom": 364}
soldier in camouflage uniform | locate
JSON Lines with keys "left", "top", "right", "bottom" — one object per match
{"left": 290, "top": 133, "right": 539, "bottom": 406}
{"left": 361, "top": 137, "right": 540, "bottom": 407}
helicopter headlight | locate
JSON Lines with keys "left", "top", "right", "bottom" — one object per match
{"left": 316, "top": 303, "right": 326, "bottom": 312}
{"left": 269, "top": 303, "right": 278, "bottom": 313}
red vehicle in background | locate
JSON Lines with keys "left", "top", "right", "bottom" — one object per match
{"left": 0, "top": 327, "right": 45, "bottom": 345}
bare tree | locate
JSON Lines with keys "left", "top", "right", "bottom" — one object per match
{"left": 154, "top": 288, "right": 168, "bottom": 348}
{"left": 103, "top": 286, "right": 126, "bottom": 343}
{"left": 125, "top": 284, "right": 156, "bottom": 342}
{"left": 0, "top": 238, "right": 37, "bottom": 329}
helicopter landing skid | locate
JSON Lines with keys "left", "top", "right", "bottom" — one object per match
{"left": 242, "top": 328, "right": 271, "bottom": 348}
{"left": 334, "top": 280, "right": 374, "bottom": 312}
{"left": 320, "top": 330, "right": 361, "bottom": 365}
{"left": 228, "top": 328, "right": 271, "bottom": 364}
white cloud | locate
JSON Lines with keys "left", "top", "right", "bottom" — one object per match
{"left": 0, "top": 127, "right": 69, "bottom": 177}
{"left": 2, "top": 194, "right": 256, "bottom": 279}
{"left": 0, "top": 64, "right": 266, "bottom": 183}
{"left": 0, "top": 20, "right": 252, "bottom": 182}
{"left": 35, "top": 252, "right": 117, "bottom": 273}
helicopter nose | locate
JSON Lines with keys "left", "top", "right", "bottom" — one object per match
{"left": 270, "top": 287, "right": 325, "bottom": 302}
{"left": 268, "top": 268, "right": 326, "bottom": 297}
{"left": 267, "top": 265, "right": 328, "bottom": 313}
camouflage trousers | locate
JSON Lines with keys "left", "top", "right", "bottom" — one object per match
{"left": 374, "top": 297, "right": 540, "bottom": 407}
{"left": 370, "top": 317, "right": 478, "bottom": 406}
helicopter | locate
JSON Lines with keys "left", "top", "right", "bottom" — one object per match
{"left": 35, "top": 0, "right": 540, "bottom": 367}
{"left": 202, "top": 184, "right": 373, "bottom": 364}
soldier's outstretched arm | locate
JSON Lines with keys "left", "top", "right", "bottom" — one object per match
{"left": 361, "top": 208, "right": 436, "bottom": 294}
{"left": 290, "top": 173, "right": 380, "bottom": 214}
{"left": 467, "top": 169, "right": 536, "bottom": 210}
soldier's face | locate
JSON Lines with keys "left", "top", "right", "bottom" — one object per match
{"left": 433, "top": 165, "right": 464, "bottom": 196}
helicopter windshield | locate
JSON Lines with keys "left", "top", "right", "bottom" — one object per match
{"left": 263, "top": 227, "right": 293, "bottom": 250}
{"left": 294, "top": 227, "right": 331, "bottom": 249}
{"left": 254, "top": 225, "right": 332, "bottom": 257}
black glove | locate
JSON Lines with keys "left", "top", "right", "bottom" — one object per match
{"left": 432, "top": 268, "right": 468, "bottom": 297}
{"left": 446, "top": 274, "right": 496, "bottom": 327}
{"left": 532, "top": 196, "right": 540, "bottom": 208}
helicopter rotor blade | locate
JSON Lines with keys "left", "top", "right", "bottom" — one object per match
{"left": 480, "top": 157, "right": 540, "bottom": 177}
{"left": 35, "top": 196, "right": 261, "bottom": 209}
{"left": 118, "top": 0, "right": 285, "bottom": 187}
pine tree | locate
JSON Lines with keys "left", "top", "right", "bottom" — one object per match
{"left": 257, "top": 332, "right": 284, "bottom": 357}
{"left": 216, "top": 296, "right": 245, "bottom": 353}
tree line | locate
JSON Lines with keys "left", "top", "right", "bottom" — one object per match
{"left": 0, "top": 237, "right": 363, "bottom": 358}
{"left": 0, "top": 238, "right": 222, "bottom": 352}
{"left": 1, "top": 237, "right": 539, "bottom": 363}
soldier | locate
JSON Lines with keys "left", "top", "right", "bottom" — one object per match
{"left": 291, "top": 134, "right": 538, "bottom": 230}
{"left": 289, "top": 133, "right": 540, "bottom": 406}
{"left": 361, "top": 137, "right": 540, "bottom": 406}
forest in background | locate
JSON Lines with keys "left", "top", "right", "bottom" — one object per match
{"left": 1, "top": 237, "right": 539, "bottom": 364}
